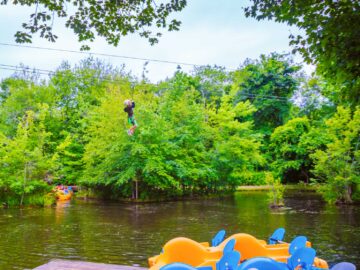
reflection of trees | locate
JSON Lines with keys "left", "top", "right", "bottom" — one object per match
{"left": 0, "top": 192, "right": 359, "bottom": 268}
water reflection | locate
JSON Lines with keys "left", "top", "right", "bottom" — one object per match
{"left": 0, "top": 191, "right": 359, "bottom": 269}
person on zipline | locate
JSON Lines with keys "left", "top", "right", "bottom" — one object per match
{"left": 124, "top": 99, "right": 137, "bottom": 136}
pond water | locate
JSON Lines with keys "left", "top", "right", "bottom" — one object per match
{"left": 0, "top": 191, "right": 359, "bottom": 269}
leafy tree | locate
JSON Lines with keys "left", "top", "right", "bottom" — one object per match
{"left": 0, "top": 79, "right": 57, "bottom": 136}
{"left": 269, "top": 111, "right": 334, "bottom": 185}
{"left": 82, "top": 81, "right": 215, "bottom": 199}
{"left": 47, "top": 59, "right": 119, "bottom": 183}
{"left": 311, "top": 106, "right": 360, "bottom": 204}
{"left": 1, "top": 56, "right": 358, "bottom": 205}
{"left": 245, "top": 1, "right": 360, "bottom": 105}
{"left": 232, "top": 53, "right": 300, "bottom": 136}
{"left": 191, "top": 66, "right": 230, "bottom": 108}
{"left": 0, "top": 105, "right": 54, "bottom": 206}
{"left": 208, "top": 94, "right": 264, "bottom": 187}
{"left": 157, "top": 82, "right": 215, "bottom": 194}
{"left": 1, "top": 0, "right": 187, "bottom": 50}
{"left": 270, "top": 117, "right": 311, "bottom": 182}
{"left": 291, "top": 77, "right": 333, "bottom": 120}
{"left": 52, "top": 133, "right": 84, "bottom": 184}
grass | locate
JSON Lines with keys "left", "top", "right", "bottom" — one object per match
{"left": 1, "top": 193, "right": 56, "bottom": 208}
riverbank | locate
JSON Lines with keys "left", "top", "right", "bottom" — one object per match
{"left": 75, "top": 188, "right": 235, "bottom": 203}
{"left": 237, "top": 184, "right": 317, "bottom": 191}
{"left": 75, "top": 184, "right": 318, "bottom": 203}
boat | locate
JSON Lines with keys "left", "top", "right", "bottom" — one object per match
{"left": 55, "top": 186, "right": 73, "bottom": 201}
{"left": 148, "top": 229, "right": 354, "bottom": 270}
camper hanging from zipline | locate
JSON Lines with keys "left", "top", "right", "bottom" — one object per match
{"left": 124, "top": 99, "right": 137, "bottom": 136}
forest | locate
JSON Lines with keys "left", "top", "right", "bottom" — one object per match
{"left": 0, "top": 52, "right": 359, "bottom": 206}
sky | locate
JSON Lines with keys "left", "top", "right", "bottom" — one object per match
{"left": 0, "top": 1, "right": 313, "bottom": 83}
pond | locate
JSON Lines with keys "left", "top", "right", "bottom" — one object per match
{"left": 0, "top": 191, "right": 359, "bottom": 269}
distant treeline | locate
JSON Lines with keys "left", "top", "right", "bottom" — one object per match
{"left": 0, "top": 54, "right": 359, "bottom": 206}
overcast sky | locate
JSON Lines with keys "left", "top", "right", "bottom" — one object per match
{"left": 0, "top": 1, "right": 312, "bottom": 82}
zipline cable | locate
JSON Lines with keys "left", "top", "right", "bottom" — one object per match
{"left": 0, "top": 42, "right": 206, "bottom": 68}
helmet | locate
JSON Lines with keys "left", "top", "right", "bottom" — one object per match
{"left": 124, "top": 99, "right": 131, "bottom": 106}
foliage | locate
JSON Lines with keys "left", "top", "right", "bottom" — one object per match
{"left": 207, "top": 95, "right": 264, "bottom": 188}
{"left": 1, "top": 0, "right": 187, "bottom": 50}
{"left": 311, "top": 106, "right": 360, "bottom": 204}
{"left": 0, "top": 105, "right": 54, "bottom": 206}
{"left": 0, "top": 78, "right": 57, "bottom": 136}
{"left": 52, "top": 134, "right": 84, "bottom": 184}
{"left": 245, "top": 1, "right": 360, "bottom": 105}
{"left": 270, "top": 117, "right": 311, "bottom": 182}
{"left": 81, "top": 81, "right": 216, "bottom": 199}
{"left": 291, "top": 77, "right": 333, "bottom": 120}
{"left": 0, "top": 55, "right": 358, "bottom": 205}
{"left": 265, "top": 172, "right": 284, "bottom": 207}
{"left": 232, "top": 53, "right": 300, "bottom": 136}
{"left": 192, "top": 66, "right": 231, "bottom": 108}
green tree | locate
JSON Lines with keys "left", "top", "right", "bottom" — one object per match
{"left": 291, "top": 77, "right": 333, "bottom": 120}
{"left": 2, "top": 0, "right": 187, "bottom": 50}
{"left": 232, "top": 53, "right": 300, "bottom": 136}
{"left": 270, "top": 117, "right": 311, "bottom": 182}
{"left": 245, "top": 1, "right": 360, "bottom": 105}
{"left": 208, "top": 94, "right": 264, "bottom": 187}
{"left": 311, "top": 106, "right": 360, "bottom": 204}
{"left": 0, "top": 105, "right": 54, "bottom": 206}
{"left": 82, "top": 80, "right": 215, "bottom": 199}
{"left": 0, "top": 78, "right": 57, "bottom": 136}
{"left": 51, "top": 133, "right": 84, "bottom": 184}
{"left": 47, "top": 59, "right": 118, "bottom": 183}
{"left": 192, "top": 66, "right": 230, "bottom": 108}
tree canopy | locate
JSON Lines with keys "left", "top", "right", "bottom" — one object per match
{"left": 1, "top": 0, "right": 187, "bottom": 50}
{"left": 0, "top": 56, "right": 359, "bottom": 205}
{"left": 245, "top": 0, "right": 360, "bottom": 105}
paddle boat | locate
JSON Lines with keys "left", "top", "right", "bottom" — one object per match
{"left": 159, "top": 238, "right": 356, "bottom": 270}
{"left": 148, "top": 229, "right": 332, "bottom": 270}
{"left": 55, "top": 185, "right": 73, "bottom": 201}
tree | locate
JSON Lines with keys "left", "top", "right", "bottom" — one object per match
{"left": 0, "top": 105, "right": 54, "bottom": 206}
{"left": 311, "top": 106, "right": 360, "bottom": 204}
{"left": 0, "top": 78, "right": 57, "bottom": 137}
{"left": 48, "top": 59, "right": 117, "bottom": 183}
{"left": 245, "top": 1, "right": 360, "bottom": 105}
{"left": 208, "top": 94, "right": 264, "bottom": 187}
{"left": 1, "top": 0, "right": 187, "bottom": 50}
{"left": 270, "top": 117, "right": 311, "bottom": 182}
{"left": 82, "top": 80, "right": 215, "bottom": 199}
{"left": 291, "top": 77, "right": 333, "bottom": 120}
{"left": 232, "top": 53, "right": 300, "bottom": 136}
{"left": 191, "top": 66, "right": 230, "bottom": 109}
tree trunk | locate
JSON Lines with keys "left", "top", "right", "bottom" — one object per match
{"left": 344, "top": 184, "right": 353, "bottom": 204}
{"left": 301, "top": 169, "right": 309, "bottom": 184}
{"left": 135, "top": 179, "right": 138, "bottom": 200}
{"left": 131, "top": 179, "right": 135, "bottom": 199}
{"left": 20, "top": 163, "right": 27, "bottom": 206}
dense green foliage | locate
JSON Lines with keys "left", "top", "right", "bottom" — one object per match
{"left": 311, "top": 107, "right": 360, "bottom": 204}
{"left": 0, "top": 54, "right": 358, "bottom": 206}
{"left": 232, "top": 54, "right": 300, "bottom": 136}
{"left": 245, "top": 0, "right": 360, "bottom": 106}
{"left": 1, "top": 0, "right": 187, "bottom": 49}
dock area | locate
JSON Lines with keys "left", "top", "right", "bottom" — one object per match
{"left": 33, "top": 259, "right": 147, "bottom": 270}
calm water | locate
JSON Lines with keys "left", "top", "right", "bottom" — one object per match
{"left": 0, "top": 191, "right": 359, "bottom": 270}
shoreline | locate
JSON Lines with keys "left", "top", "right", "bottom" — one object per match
{"left": 236, "top": 184, "right": 317, "bottom": 191}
